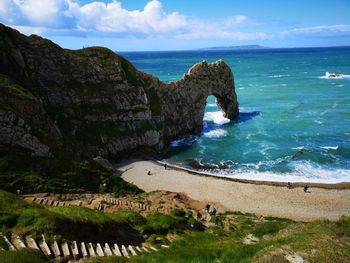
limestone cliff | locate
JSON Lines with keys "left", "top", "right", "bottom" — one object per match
{"left": 0, "top": 24, "right": 238, "bottom": 160}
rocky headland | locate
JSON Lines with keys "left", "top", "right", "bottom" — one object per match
{"left": 0, "top": 23, "right": 238, "bottom": 161}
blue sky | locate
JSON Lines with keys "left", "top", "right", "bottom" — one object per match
{"left": 1, "top": 0, "right": 350, "bottom": 51}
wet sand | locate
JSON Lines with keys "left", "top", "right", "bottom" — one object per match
{"left": 117, "top": 160, "right": 350, "bottom": 221}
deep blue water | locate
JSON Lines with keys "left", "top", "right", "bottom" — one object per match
{"left": 121, "top": 47, "right": 350, "bottom": 183}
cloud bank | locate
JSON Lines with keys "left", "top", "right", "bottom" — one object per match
{"left": 0, "top": 0, "right": 349, "bottom": 44}
{"left": 0, "top": 0, "right": 268, "bottom": 40}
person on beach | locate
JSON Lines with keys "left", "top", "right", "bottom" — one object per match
{"left": 164, "top": 163, "right": 167, "bottom": 170}
{"left": 304, "top": 185, "right": 309, "bottom": 193}
{"left": 147, "top": 171, "right": 151, "bottom": 175}
{"left": 287, "top": 182, "right": 292, "bottom": 189}
{"left": 205, "top": 204, "right": 210, "bottom": 212}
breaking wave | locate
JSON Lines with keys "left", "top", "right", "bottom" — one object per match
{"left": 203, "top": 129, "right": 227, "bottom": 138}
{"left": 320, "top": 72, "right": 350, "bottom": 79}
{"left": 204, "top": 111, "right": 230, "bottom": 125}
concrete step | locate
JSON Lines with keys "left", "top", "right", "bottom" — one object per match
{"left": 61, "top": 242, "right": 71, "bottom": 258}
{"left": 71, "top": 241, "right": 80, "bottom": 259}
{"left": 87, "top": 242, "right": 96, "bottom": 257}
{"left": 128, "top": 245, "right": 137, "bottom": 256}
{"left": 103, "top": 243, "right": 113, "bottom": 256}
{"left": 112, "top": 243, "right": 122, "bottom": 256}
{"left": 96, "top": 243, "right": 105, "bottom": 257}
{"left": 26, "top": 236, "right": 39, "bottom": 250}
{"left": 52, "top": 240, "right": 61, "bottom": 257}
{"left": 12, "top": 236, "right": 26, "bottom": 249}
{"left": 1, "top": 235, "right": 16, "bottom": 251}
{"left": 80, "top": 242, "right": 88, "bottom": 258}
{"left": 121, "top": 245, "right": 129, "bottom": 258}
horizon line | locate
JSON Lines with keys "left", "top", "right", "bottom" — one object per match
{"left": 116, "top": 45, "right": 350, "bottom": 53}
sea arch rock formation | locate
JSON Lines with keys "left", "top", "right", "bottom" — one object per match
{"left": 0, "top": 24, "right": 239, "bottom": 159}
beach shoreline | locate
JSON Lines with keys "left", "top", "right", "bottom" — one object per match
{"left": 154, "top": 160, "right": 350, "bottom": 189}
{"left": 116, "top": 159, "right": 350, "bottom": 221}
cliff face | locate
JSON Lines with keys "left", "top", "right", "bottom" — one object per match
{"left": 0, "top": 24, "right": 238, "bottom": 160}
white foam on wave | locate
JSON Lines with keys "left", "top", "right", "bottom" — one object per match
{"left": 292, "top": 146, "right": 304, "bottom": 150}
{"left": 206, "top": 103, "right": 217, "bottom": 107}
{"left": 320, "top": 72, "right": 350, "bottom": 79}
{"left": 203, "top": 129, "right": 227, "bottom": 138}
{"left": 268, "top": 74, "right": 290, "bottom": 78}
{"left": 204, "top": 111, "right": 230, "bottom": 125}
{"left": 206, "top": 162, "right": 350, "bottom": 183}
{"left": 320, "top": 146, "right": 339, "bottom": 150}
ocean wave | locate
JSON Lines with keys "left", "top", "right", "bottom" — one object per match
{"left": 206, "top": 103, "right": 217, "bottom": 107}
{"left": 170, "top": 135, "right": 197, "bottom": 147}
{"left": 204, "top": 111, "right": 230, "bottom": 125}
{"left": 320, "top": 72, "right": 350, "bottom": 79}
{"left": 197, "top": 161, "right": 350, "bottom": 183}
{"left": 268, "top": 74, "right": 290, "bottom": 78}
{"left": 320, "top": 146, "right": 339, "bottom": 150}
{"left": 203, "top": 129, "right": 227, "bottom": 138}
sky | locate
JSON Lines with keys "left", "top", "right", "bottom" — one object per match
{"left": 0, "top": 0, "right": 350, "bottom": 51}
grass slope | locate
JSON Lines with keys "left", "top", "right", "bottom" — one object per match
{"left": 1, "top": 191, "right": 349, "bottom": 262}
{"left": 87, "top": 213, "right": 350, "bottom": 263}
{"left": 0, "top": 150, "right": 142, "bottom": 195}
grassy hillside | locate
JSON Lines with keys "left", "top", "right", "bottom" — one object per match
{"left": 0, "top": 150, "right": 142, "bottom": 195}
{"left": 87, "top": 214, "right": 350, "bottom": 263}
{"left": 0, "top": 191, "right": 201, "bottom": 244}
{"left": 0, "top": 191, "right": 349, "bottom": 262}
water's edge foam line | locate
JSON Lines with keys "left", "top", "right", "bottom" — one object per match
{"left": 153, "top": 160, "right": 350, "bottom": 189}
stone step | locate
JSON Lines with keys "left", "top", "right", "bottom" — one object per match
{"left": 87, "top": 242, "right": 96, "bottom": 257}
{"left": 121, "top": 245, "right": 129, "bottom": 258}
{"left": 150, "top": 246, "right": 158, "bottom": 251}
{"left": 103, "top": 243, "right": 113, "bottom": 256}
{"left": 1, "top": 235, "right": 16, "bottom": 251}
{"left": 96, "top": 243, "right": 105, "bottom": 257}
{"left": 161, "top": 244, "right": 170, "bottom": 248}
{"left": 80, "top": 242, "right": 88, "bottom": 258}
{"left": 12, "top": 236, "right": 26, "bottom": 249}
{"left": 71, "top": 241, "right": 80, "bottom": 258}
{"left": 112, "top": 243, "right": 122, "bottom": 256}
{"left": 52, "top": 241, "right": 61, "bottom": 257}
{"left": 61, "top": 242, "right": 71, "bottom": 258}
{"left": 40, "top": 235, "right": 52, "bottom": 257}
{"left": 142, "top": 247, "right": 150, "bottom": 253}
{"left": 128, "top": 245, "right": 137, "bottom": 256}
{"left": 135, "top": 246, "right": 143, "bottom": 253}
{"left": 26, "top": 236, "right": 39, "bottom": 250}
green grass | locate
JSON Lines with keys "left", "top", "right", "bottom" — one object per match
{"left": 86, "top": 213, "right": 350, "bottom": 263}
{"left": 0, "top": 191, "right": 141, "bottom": 241}
{"left": 0, "top": 151, "right": 142, "bottom": 195}
{"left": 0, "top": 249, "right": 50, "bottom": 263}
{"left": 1, "top": 191, "right": 349, "bottom": 262}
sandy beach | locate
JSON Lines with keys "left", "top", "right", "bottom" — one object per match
{"left": 117, "top": 160, "right": 350, "bottom": 222}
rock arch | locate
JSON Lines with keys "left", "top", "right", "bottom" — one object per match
{"left": 159, "top": 60, "right": 239, "bottom": 143}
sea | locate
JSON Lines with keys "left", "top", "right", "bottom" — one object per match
{"left": 121, "top": 47, "right": 350, "bottom": 183}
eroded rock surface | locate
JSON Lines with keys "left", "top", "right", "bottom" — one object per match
{"left": 0, "top": 24, "right": 238, "bottom": 159}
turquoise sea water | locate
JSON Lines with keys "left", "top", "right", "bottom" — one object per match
{"left": 122, "top": 47, "right": 350, "bottom": 183}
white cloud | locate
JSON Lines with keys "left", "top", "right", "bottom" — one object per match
{"left": 223, "top": 15, "right": 247, "bottom": 28}
{"left": 14, "top": 0, "right": 63, "bottom": 24}
{"left": 281, "top": 24, "right": 350, "bottom": 36}
{"left": 66, "top": 0, "right": 187, "bottom": 35}
{"left": 1, "top": 0, "right": 268, "bottom": 41}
